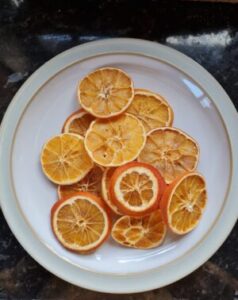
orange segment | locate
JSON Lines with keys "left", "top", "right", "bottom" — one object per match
{"left": 112, "top": 210, "right": 166, "bottom": 249}
{"left": 109, "top": 162, "right": 165, "bottom": 217}
{"left": 161, "top": 172, "right": 207, "bottom": 234}
{"left": 127, "top": 89, "right": 173, "bottom": 132}
{"left": 101, "top": 168, "right": 122, "bottom": 215}
{"left": 85, "top": 113, "right": 146, "bottom": 167}
{"left": 41, "top": 133, "right": 93, "bottom": 185}
{"left": 78, "top": 68, "right": 134, "bottom": 118}
{"left": 62, "top": 110, "right": 95, "bottom": 136}
{"left": 58, "top": 166, "right": 103, "bottom": 199}
{"left": 138, "top": 127, "right": 199, "bottom": 184}
{"left": 51, "top": 192, "right": 110, "bottom": 253}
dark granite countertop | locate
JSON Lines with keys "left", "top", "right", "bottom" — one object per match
{"left": 0, "top": 0, "right": 238, "bottom": 299}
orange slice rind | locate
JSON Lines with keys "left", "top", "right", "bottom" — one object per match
{"left": 101, "top": 168, "right": 122, "bottom": 215}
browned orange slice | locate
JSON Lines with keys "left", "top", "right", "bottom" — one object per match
{"left": 127, "top": 89, "right": 173, "bottom": 132}
{"left": 138, "top": 127, "right": 199, "bottom": 184}
{"left": 58, "top": 165, "right": 103, "bottom": 199}
{"left": 62, "top": 110, "right": 95, "bottom": 136}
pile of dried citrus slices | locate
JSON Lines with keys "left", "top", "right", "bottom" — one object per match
{"left": 40, "top": 67, "right": 207, "bottom": 254}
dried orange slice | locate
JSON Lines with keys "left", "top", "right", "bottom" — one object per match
{"left": 135, "top": 88, "right": 174, "bottom": 124}
{"left": 51, "top": 192, "right": 110, "bottom": 253}
{"left": 58, "top": 165, "right": 103, "bottom": 199}
{"left": 127, "top": 89, "right": 173, "bottom": 132}
{"left": 112, "top": 210, "right": 166, "bottom": 249}
{"left": 85, "top": 113, "right": 146, "bottom": 167}
{"left": 109, "top": 162, "right": 165, "bottom": 217}
{"left": 78, "top": 68, "right": 134, "bottom": 118}
{"left": 62, "top": 110, "right": 95, "bottom": 136}
{"left": 101, "top": 168, "right": 122, "bottom": 215}
{"left": 138, "top": 127, "right": 199, "bottom": 184}
{"left": 161, "top": 172, "right": 207, "bottom": 234}
{"left": 41, "top": 133, "right": 93, "bottom": 185}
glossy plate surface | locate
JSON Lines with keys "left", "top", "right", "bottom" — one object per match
{"left": 0, "top": 38, "right": 237, "bottom": 293}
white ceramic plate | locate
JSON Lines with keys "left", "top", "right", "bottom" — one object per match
{"left": 0, "top": 38, "right": 237, "bottom": 293}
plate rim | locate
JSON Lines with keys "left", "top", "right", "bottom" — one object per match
{"left": 0, "top": 38, "right": 237, "bottom": 293}
{"left": 10, "top": 52, "right": 233, "bottom": 276}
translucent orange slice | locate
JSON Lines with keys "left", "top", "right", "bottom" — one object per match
{"left": 161, "top": 172, "right": 207, "bottom": 234}
{"left": 58, "top": 165, "right": 103, "bottom": 199}
{"left": 138, "top": 127, "right": 199, "bottom": 184}
{"left": 85, "top": 113, "right": 146, "bottom": 167}
{"left": 62, "top": 110, "right": 95, "bottom": 136}
{"left": 41, "top": 133, "right": 93, "bottom": 185}
{"left": 127, "top": 89, "right": 173, "bottom": 132}
{"left": 101, "top": 168, "right": 122, "bottom": 215}
{"left": 78, "top": 68, "right": 134, "bottom": 118}
{"left": 51, "top": 192, "right": 110, "bottom": 253}
{"left": 109, "top": 162, "right": 165, "bottom": 217}
{"left": 112, "top": 210, "right": 166, "bottom": 249}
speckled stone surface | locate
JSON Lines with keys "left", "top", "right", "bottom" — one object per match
{"left": 0, "top": 0, "right": 237, "bottom": 299}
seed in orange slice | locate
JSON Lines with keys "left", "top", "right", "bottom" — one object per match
{"left": 126, "top": 89, "right": 174, "bottom": 132}
{"left": 41, "top": 133, "right": 93, "bottom": 185}
{"left": 78, "top": 68, "right": 134, "bottom": 118}
{"left": 62, "top": 110, "right": 95, "bottom": 136}
{"left": 138, "top": 127, "right": 199, "bottom": 184}
{"left": 109, "top": 162, "right": 166, "bottom": 217}
{"left": 160, "top": 172, "right": 207, "bottom": 234}
{"left": 112, "top": 210, "right": 166, "bottom": 249}
{"left": 85, "top": 113, "right": 146, "bottom": 167}
{"left": 101, "top": 168, "right": 122, "bottom": 215}
{"left": 51, "top": 192, "right": 111, "bottom": 253}
{"left": 58, "top": 165, "right": 103, "bottom": 199}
